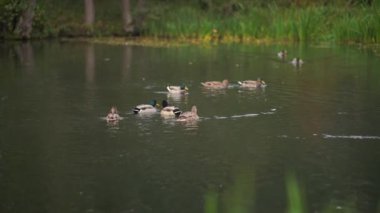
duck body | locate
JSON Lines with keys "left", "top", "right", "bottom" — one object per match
{"left": 106, "top": 106, "right": 120, "bottom": 122}
{"left": 107, "top": 112, "right": 120, "bottom": 122}
{"left": 177, "top": 106, "right": 199, "bottom": 122}
{"left": 291, "top": 57, "right": 304, "bottom": 67}
{"left": 277, "top": 50, "right": 287, "bottom": 59}
{"left": 238, "top": 78, "right": 266, "bottom": 88}
{"left": 201, "top": 79, "right": 229, "bottom": 89}
{"left": 160, "top": 100, "right": 181, "bottom": 117}
{"left": 133, "top": 100, "right": 158, "bottom": 114}
{"left": 167, "top": 85, "right": 189, "bottom": 94}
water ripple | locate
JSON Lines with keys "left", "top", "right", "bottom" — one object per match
{"left": 212, "top": 110, "right": 276, "bottom": 120}
{"left": 322, "top": 134, "right": 380, "bottom": 140}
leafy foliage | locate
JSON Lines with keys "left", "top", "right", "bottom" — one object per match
{"left": 1, "top": 0, "right": 380, "bottom": 43}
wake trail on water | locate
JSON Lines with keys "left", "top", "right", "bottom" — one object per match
{"left": 203, "top": 109, "right": 276, "bottom": 120}
{"left": 322, "top": 134, "right": 380, "bottom": 140}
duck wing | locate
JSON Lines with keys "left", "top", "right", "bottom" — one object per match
{"left": 202, "top": 81, "right": 220, "bottom": 86}
{"left": 178, "top": 111, "right": 198, "bottom": 121}
{"left": 134, "top": 104, "right": 155, "bottom": 114}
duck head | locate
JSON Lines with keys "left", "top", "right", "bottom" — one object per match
{"left": 110, "top": 106, "right": 118, "bottom": 114}
{"left": 149, "top": 99, "right": 159, "bottom": 107}
{"left": 180, "top": 84, "right": 189, "bottom": 91}
{"left": 257, "top": 77, "right": 266, "bottom": 86}
{"left": 162, "top": 100, "right": 169, "bottom": 108}
{"left": 191, "top": 106, "right": 198, "bottom": 115}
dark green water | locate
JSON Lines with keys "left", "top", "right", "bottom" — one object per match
{"left": 1, "top": 41, "right": 380, "bottom": 213}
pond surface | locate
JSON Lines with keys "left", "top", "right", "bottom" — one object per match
{"left": 1, "top": 41, "right": 380, "bottom": 213}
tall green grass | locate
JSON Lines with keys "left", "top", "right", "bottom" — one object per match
{"left": 269, "top": 6, "right": 326, "bottom": 42}
{"left": 143, "top": 4, "right": 380, "bottom": 44}
{"left": 3, "top": 0, "right": 380, "bottom": 44}
{"left": 332, "top": 7, "right": 380, "bottom": 43}
{"left": 286, "top": 172, "right": 305, "bottom": 213}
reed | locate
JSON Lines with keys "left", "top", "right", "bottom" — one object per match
{"left": 3, "top": 0, "right": 380, "bottom": 44}
{"left": 143, "top": 4, "right": 380, "bottom": 44}
{"left": 286, "top": 172, "right": 305, "bottom": 213}
{"left": 332, "top": 7, "right": 380, "bottom": 43}
{"left": 202, "top": 170, "right": 366, "bottom": 212}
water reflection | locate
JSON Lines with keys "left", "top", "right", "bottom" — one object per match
{"left": 85, "top": 43, "right": 95, "bottom": 83}
{"left": 166, "top": 92, "right": 188, "bottom": 104}
{"left": 122, "top": 45, "right": 132, "bottom": 81}
{"left": 133, "top": 112, "right": 159, "bottom": 135}
{"left": 161, "top": 117, "right": 177, "bottom": 126}
{"left": 106, "top": 121, "right": 120, "bottom": 134}
{"left": 201, "top": 88, "right": 227, "bottom": 96}
{"left": 84, "top": 43, "right": 96, "bottom": 115}
{"left": 14, "top": 42, "right": 34, "bottom": 73}
{"left": 237, "top": 87, "right": 267, "bottom": 103}
{"left": 2, "top": 42, "right": 380, "bottom": 213}
{"left": 177, "top": 119, "right": 199, "bottom": 131}
{"left": 238, "top": 87, "right": 266, "bottom": 94}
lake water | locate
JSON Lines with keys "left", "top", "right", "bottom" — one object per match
{"left": 1, "top": 41, "right": 380, "bottom": 212}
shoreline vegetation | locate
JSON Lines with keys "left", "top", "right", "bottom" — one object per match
{"left": 1, "top": 1, "right": 380, "bottom": 46}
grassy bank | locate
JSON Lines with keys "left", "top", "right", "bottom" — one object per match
{"left": 1, "top": 1, "right": 380, "bottom": 45}
{"left": 144, "top": 5, "right": 380, "bottom": 44}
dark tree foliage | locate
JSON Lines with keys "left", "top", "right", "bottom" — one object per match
{"left": 0, "top": 0, "right": 37, "bottom": 39}
{"left": 0, "top": 0, "right": 377, "bottom": 39}
{"left": 150, "top": 0, "right": 376, "bottom": 7}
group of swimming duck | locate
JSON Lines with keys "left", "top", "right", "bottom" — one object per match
{"left": 105, "top": 85, "right": 198, "bottom": 123}
{"left": 278, "top": 50, "right": 304, "bottom": 67}
{"left": 132, "top": 98, "right": 199, "bottom": 122}
{"left": 106, "top": 50, "right": 303, "bottom": 123}
{"left": 106, "top": 79, "right": 264, "bottom": 123}
{"left": 106, "top": 97, "right": 198, "bottom": 123}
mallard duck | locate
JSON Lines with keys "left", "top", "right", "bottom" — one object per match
{"left": 238, "top": 78, "right": 266, "bottom": 88}
{"left": 133, "top": 100, "right": 159, "bottom": 114}
{"left": 160, "top": 100, "right": 181, "bottom": 117}
{"left": 277, "top": 50, "right": 287, "bottom": 59}
{"left": 177, "top": 106, "right": 199, "bottom": 122}
{"left": 106, "top": 106, "right": 120, "bottom": 122}
{"left": 291, "top": 57, "right": 304, "bottom": 67}
{"left": 167, "top": 85, "right": 189, "bottom": 94}
{"left": 201, "top": 79, "right": 229, "bottom": 89}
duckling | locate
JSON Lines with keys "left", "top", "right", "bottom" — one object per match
{"left": 106, "top": 106, "right": 120, "bottom": 122}
{"left": 133, "top": 100, "right": 159, "bottom": 114}
{"left": 201, "top": 79, "right": 229, "bottom": 89}
{"left": 160, "top": 100, "right": 181, "bottom": 118}
{"left": 177, "top": 106, "right": 199, "bottom": 122}
{"left": 291, "top": 57, "right": 304, "bottom": 67}
{"left": 167, "top": 85, "right": 189, "bottom": 94}
{"left": 277, "top": 50, "right": 287, "bottom": 59}
{"left": 238, "top": 78, "right": 266, "bottom": 88}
